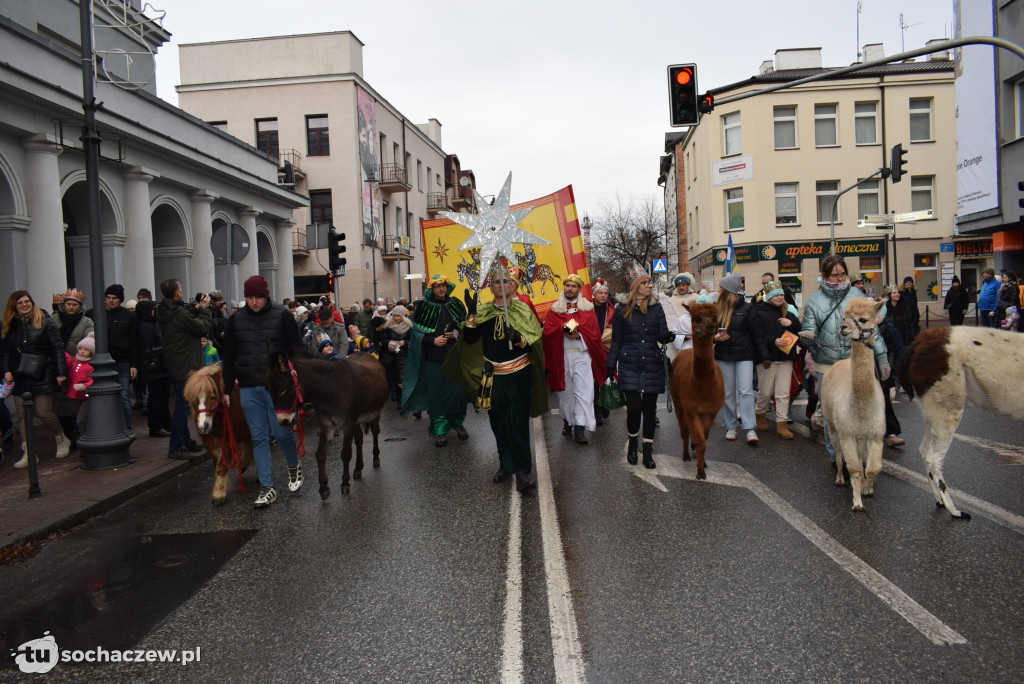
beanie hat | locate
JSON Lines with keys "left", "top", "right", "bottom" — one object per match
{"left": 77, "top": 332, "right": 96, "bottom": 355}
{"left": 295, "top": 305, "right": 308, "bottom": 316}
{"left": 903, "top": 276, "right": 915, "bottom": 285}
{"left": 983, "top": 267, "right": 996, "bottom": 277}
{"left": 719, "top": 272, "right": 744, "bottom": 295}
{"left": 125, "top": 299, "right": 138, "bottom": 311}
{"left": 673, "top": 273, "right": 693, "bottom": 287}
{"left": 626, "top": 264, "right": 649, "bottom": 290}
{"left": 318, "top": 338, "right": 335, "bottom": 353}
{"left": 951, "top": 275, "right": 961, "bottom": 284}
{"left": 390, "top": 304, "right": 409, "bottom": 319}
{"left": 243, "top": 275, "right": 270, "bottom": 299}
{"left": 317, "top": 307, "right": 334, "bottom": 322}
{"left": 136, "top": 288, "right": 152, "bottom": 300}
{"left": 104, "top": 283, "right": 125, "bottom": 302}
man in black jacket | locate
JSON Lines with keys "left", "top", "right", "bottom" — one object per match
{"left": 157, "top": 279, "right": 212, "bottom": 459}
{"left": 221, "top": 275, "right": 305, "bottom": 508}
{"left": 86, "top": 284, "right": 139, "bottom": 431}
{"left": 208, "top": 290, "right": 228, "bottom": 353}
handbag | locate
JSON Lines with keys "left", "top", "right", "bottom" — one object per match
{"left": 597, "top": 379, "right": 626, "bottom": 410}
{"left": 15, "top": 352, "right": 47, "bottom": 380}
{"left": 143, "top": 345, "right": 167, "bottom": 378}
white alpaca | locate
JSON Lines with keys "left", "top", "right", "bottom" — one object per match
{"left": 821, "top": 298, "right": 887, "bottom": 511}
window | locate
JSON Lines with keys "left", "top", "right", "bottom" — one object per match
{"left": 306, "top": 115, "right": 329, "bottom": 156}
{"left": 393, "top": 143, "right": 401, "bottom": 167}
{"left": 816, "top": 181, "right": 840, "bottom": 224}
{"left": 814, "top": 104, "right": 838, "bottom": 146}
{"left": 725, "top": 188, "right": 744, "bottom": 230}
{"left": 308, "top": 190, "right": 333, "bottom": 250}
{"left": 207, "top": 120, "right": 228, "bottom": 133}
{"left": 426, "top": 166, "right": 432, "bottom": 191}
{"left": 857, "top": 179, "right": 880, "bottom": 218}
{"left": 773, "top": 106, "right": 797, "bottom": 149}
{"left": 909, "top": 98, "right": 932, "bottom": 141}
{"left": 417, "top": 160, "right": 423, "bottom": 191}
{"left": 859, "top": 257, "right": 883, "bottom": 298}
{"left": 1016, "top": 79, "right": 1024, "bottom": 138}
{"left": 913, "top": 253, "right": 939, "bottom": 301}
{"left": 723, "top": 113, "right": 741, "bottom": 156}
{"left": 379, "top": 134, "right": 388, "bottom": 163}
{"left": 395, "top": 206, "right": 403, "bottom": 240}
{"left": 911, "top": 176, "right": 934, "bottom": 212}
{"left": 436, "top": 173, "right": 442, "bottom": 187}
{"left": 854, "top": 102, "right": 878, "bottom": 145}
{"left": 775, "top": 183, "right": 799, "bottom": 226}
{"left": 693, "top": 206, "right": 699, "bottom": 247}
{"left": 407, "top": 211, "right": 414, "bottom": 247}
{"left": 255, "top": 118, "right": 279, "bottom": 157}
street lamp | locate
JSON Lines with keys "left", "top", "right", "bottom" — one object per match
{"left": 365, "top": 175, "right": 378, "bottom": 301}
{"left": 394, "top": 237, "right": 403, "bottom": 302}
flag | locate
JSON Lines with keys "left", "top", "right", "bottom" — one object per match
{"left": 421, "top": 185, "right": 585, "bottom": 322}
{"left": 725, "top": 234, "right": 736, "bottom": 275}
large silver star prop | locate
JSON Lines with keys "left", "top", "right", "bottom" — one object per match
{"left": 439, "top": 172, "right": 550, "bottom": 279}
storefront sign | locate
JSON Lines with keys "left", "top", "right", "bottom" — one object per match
{"left": 993, "top": 230, "right": 1023, "bottom": 252}
{"left": 711, "top": 238, "right": 886, "bottom": 265}
{"left": 696, "top": 252, "right": 714, "bottom": 271}
{"left": 860, "top": 256, "right": 882, "bottom": 270}
{"left": 954, "top": 239, "right": 993, "bottom": 259}
{"left": 711, "top": 154, "right": 755, "bottom": 187}
{"left": 778, "top": 259, "right": 801, "bottom": 274}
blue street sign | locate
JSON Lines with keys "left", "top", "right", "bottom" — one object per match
{"left": 940, "top": 242, "right": 954, "bottom": 253}
{"left": 652, "top": 258, "right": 667, "bottom": 274}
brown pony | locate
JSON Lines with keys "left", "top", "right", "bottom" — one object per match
{"left": 265, "top": 345, "right": 388, "bottom": 499}
{"left": 669, "top": 302, "right": 725, "bottom": 480}
{"left": 183, "top": 364, "right": 254, "bottom": 505}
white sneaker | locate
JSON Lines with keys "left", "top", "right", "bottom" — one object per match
{"left": 725, "top": 429, "right": 737, "bottom": 441}
{"left": 55, "top": 433, "right": 71, "bottom": 459}
{"left": 13, "top": 448, "right": 29, "bottom": 469}
{"left": 747, "top": 430, "right": 759, "bottom": 444}
{"left": 287, "top": 464, "right": 303, "bottom": 492}
{"left": 253, "top": 486, "right": 277, "bottom": 508}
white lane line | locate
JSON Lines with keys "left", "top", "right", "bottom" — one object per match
{"left": 533, "top": 416, "right": 587, "bottom": 683}
{"left": 500, "top": 482, "right": 523, "bottom": 684}
{"left": 635, "top": 459, "right": 967, "bottom": 646}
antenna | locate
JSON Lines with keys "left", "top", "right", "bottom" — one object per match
{"left": 857, "top": 2, "right": 863, "bottom": 61}
{"left": 899, "top": 12, "right": 924, "bottom": 53}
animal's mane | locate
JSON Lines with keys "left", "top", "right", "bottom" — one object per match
{"left": 844, "top": 297, "right": 879, "bottom": 317}
{"left": 183, "top": 363, "right": 223, "bottom": 405}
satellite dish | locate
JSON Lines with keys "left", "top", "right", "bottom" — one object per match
{"left": 459, "top": 176, "right": 470, "bottom": 187}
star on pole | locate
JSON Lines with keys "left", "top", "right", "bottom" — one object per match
{"left": 438, "top": 172, "right": 550, "bottom": 280}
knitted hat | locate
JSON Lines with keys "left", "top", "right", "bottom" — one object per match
{"left": 903, "top": 276, "right": 915, "bottom": 285}
{"left": 136, "top": 288, "right": 152, "bottom": 300}
{"left": 626, "top": 264, "right": 648, "bottom": 289}
{"left": 104, "top": 283, "right": 125, "bottom": 302}
{"left": 376, "top": 305, "right": 388, "bottom": 315}
{"left": 390, "top": 304, "right": 409, "bottom": 318}
{"left": 673, "top": 273, "right": 693, "bottom": 287}
{"left": 295, "top": 305, "right": 308, "bottom": 316}
{"left": 951, "top": 275, "right": 961, "bottom": 285}
{"left": 77, "top": 332, "right": 96, "bottom": 355}
{"left": 983, "top": 267, "right": 996, "bottom": 276}
{"left": 243, "top": 275, "right": 270, "bottom": 299}
{"left": 318, "top": 338, "right": 335, "bottom": 352}
{"left": 592, "top": 278, "right": 609, "bottom": 292}
{"left": 125, "top": 299, "right": 137, "bottom": 311}
{"left": 719, "top": 272, "right": 743, "bottom": 295}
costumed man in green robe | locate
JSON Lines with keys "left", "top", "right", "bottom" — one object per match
{"left": 443, "top": 263, "right": 547, "bottom": 493}
{"left": 401, "top": 274, "right": 472, "bottom": 447}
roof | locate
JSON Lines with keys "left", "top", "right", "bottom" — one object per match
{"left": 712, "top": 60, "right": 954, "bottom": 95}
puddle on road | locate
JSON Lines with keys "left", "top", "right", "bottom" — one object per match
{"left": 0, "top": 529, "right": 256, "bottom": 667}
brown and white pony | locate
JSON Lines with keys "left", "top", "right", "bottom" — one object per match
{"left": 897, "top": 326, "right": 1024, "bottom": 519}
{"left": 669, "top": 302, "right": 725, "bottom": 480}
{"left": 183, "top": 364, "right": 254, "bottom": 505}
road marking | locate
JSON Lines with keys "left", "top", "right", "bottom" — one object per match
{"left": 533, "top": 416, "right": 587, "bottom": 683}
{"left": 500, "top": 480, "right": 523, "bottom": 684}
{"left": 635, "top": 458, "right": 968, "bottom": 645}
{"left": 789, "top": 421, "right": 1024, "bottom": 535}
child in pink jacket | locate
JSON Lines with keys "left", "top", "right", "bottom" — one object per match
{"left": 65, "top": 333, "right": 95, "bottom": 431}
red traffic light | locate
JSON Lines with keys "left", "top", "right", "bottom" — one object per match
{"left": 675, "top": 68, "right": 693, "bottom": 86}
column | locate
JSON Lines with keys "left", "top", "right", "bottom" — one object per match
{"left": 237, "top": 207, "right": 260, "bottom": 289}
{"left": 122, "top": 166, "right": 159, "bottom": 294}
{"left": 23, "top": 134, "right": 65, "bottom": 298}
{"left": 190, "top": 190, "right": 218, "bottom": 293}
{"left": 275, "top": 219, "right": 296, "bottom": 301}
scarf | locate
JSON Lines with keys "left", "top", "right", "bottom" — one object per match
{"left": 58, "top": 309, "right": 84, "bottom": 346}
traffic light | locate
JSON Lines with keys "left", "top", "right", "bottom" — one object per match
{"left": 328, "top": 226, "right": 346, "bottom": 272}
{"left": 890, "top": 143, "right": 908, "bottom": 183}
{"left": 327, "top": 272, "right": 334, "bottom": 288}
{"left": 667, "top": 64, "right": 699, "bottom": 127}
{"left": 698, "top": 92, "right": 715, "bottom": 114}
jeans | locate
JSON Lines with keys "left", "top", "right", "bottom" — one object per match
{"left": 980, "top": 309, "right": 997, "bottom": 328}
{"left": 719, "top": 360, "right": 755, "bottom": 431}
{"left": 816, "top": 370, "right": 836, "bottom": 462}
{"left": 239, "top": 386, "right": 299, "bottom": 488}
{"left": 169, "top": 379, "right": 192, "bottom": 452}
{"left": 113, "top": 361, "right": 133, "bottom": 430}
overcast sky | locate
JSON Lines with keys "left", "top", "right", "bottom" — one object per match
{"left": 151, "top": 0, "right": 955, "bottom": 218}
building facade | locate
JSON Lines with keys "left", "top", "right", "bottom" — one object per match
{"left": 0, "top": 0, "right": 306, "bottom": 305}
{"left": 669, "top": 45, "right": 955, "bottom": 312}
{"left": 177, "top": 32, "right": 462, "bottom": 304}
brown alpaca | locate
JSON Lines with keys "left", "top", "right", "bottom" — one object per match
{"left": 821, "top": 297, "right": 886, "bottom": 511}
{"left": 670, "top": 302, "right": 725, "bottom": 480}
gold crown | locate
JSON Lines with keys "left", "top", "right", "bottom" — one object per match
{"left": 626, "top": 264, "right": 648, "bottom": 287}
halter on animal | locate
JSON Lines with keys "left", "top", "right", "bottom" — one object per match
{"left": 846, "top": 317, "right": 877, "bottom": 343}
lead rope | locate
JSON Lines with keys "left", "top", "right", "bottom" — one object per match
{"left": 287, "top": 360, "right": 307, "bottom": 459}
{"left": 218, "top": 402, "right": 246, "bottom": 493}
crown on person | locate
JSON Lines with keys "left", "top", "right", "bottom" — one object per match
{"left": 626, "top": 263, "right": 647, "bottom": 286}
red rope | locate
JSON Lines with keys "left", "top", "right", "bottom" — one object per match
{"left": 273, "top": 360, "right": 306, "bottom": 458}
{"left": 218, "top": 402, "right": 246, "bottom": 493}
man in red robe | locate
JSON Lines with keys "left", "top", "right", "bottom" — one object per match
{"left": 542, "top": 274, "right": 607, "bottom": 444}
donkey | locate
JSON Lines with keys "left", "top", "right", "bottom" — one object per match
{"left": 821, "top": 298, "right": 887, "bottom": 512}
{"left": 183, "top": 364, "right": 254, "bottom": 505}
{"left": 896, "top": 326, "right": 1024, "bottom": 519}
{"left": 669, "top": 302, "right": 725, "bottom": 480}
{"left": 265, "top": 344, "right": 388, "bottom": 499}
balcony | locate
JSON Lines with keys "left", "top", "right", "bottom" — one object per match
{"left": 277, "top": 149, "right": 305, "bottom": 187}
{"left": 427, "top": 192, "right": 451, "bottom": 215}
{"left": 382, "top": 233, "right": 413, "bottom": 261}
{"left": 378, "top": 163, "right": 412, "bottom": 192}
{"left": 451, "top": 183, "right": 473, "bottom": 207}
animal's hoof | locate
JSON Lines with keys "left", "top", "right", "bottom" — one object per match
{"left": 341, "top": 484, "right": 350, "bottom": 495}
{"left": 954, "top": 511, "right": 972, "bottom": 520}
{"left": 353, "top": 470, "right": 362, "bottom": 480}
{"left": 863, "top": 492, "right": 874, "bottom": 498}
{"left": 320, "top": 487, "right": 330, "bottom": 500}
{"left": 696, "top": 472, "right": 707, "bottom": 480}
{"left": 373, "top": 457, "right": 380, "bottom": 467}
{"left": 682, "top": 454, "right": 691, "bottom": 462}
{"left": 853, "top": 505, "right": 866, "bottom": 512}
{"left": 211, "top": 498, "right": 226, "bottom": 507}
{"left": 936, "top": 501, "right": 944, "bottom": 508}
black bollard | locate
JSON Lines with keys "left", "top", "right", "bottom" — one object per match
{"left": 22, "top": 392, "right": 41, "bottom": 499}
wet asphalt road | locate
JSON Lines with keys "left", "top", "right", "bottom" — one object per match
{"left": 1, "top": 391, "right": 1023, "bottom": 682}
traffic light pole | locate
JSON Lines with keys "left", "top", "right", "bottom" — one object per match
{"left": 829, "top": 168, "right": 888, "bottom": 255}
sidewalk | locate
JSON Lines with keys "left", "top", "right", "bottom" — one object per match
{"left": 0, "top": 421, "right": 208, "bottom": 556}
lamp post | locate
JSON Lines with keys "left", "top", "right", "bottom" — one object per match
{"left": 395, "top": 236, "right": 403, "bottom": 302}
{"left": 365, "top": 176, "right": 378, "bottom": 301}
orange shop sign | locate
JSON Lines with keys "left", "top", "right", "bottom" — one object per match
{"left": 993, "top": 230, "right": 1024, "bottom": 252}
{"left": 954, "top": 239, "right": 993, "bottom": 258}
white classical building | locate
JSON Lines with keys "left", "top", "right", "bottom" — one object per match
{"left": 0, "top": 0, "right": 306, "bottom": 305}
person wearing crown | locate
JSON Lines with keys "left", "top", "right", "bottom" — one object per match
{"left": 444, "top": 262, "right": 547, "bottom": 492}
{"left": 542, "top": 274, "right": 606, "bottom": 444}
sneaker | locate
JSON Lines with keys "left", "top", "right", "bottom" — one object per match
{"left": 54, "top": 433, "right": 71, "bottom": 459}
{"left": 168, "top": 449, "right": 194, "bottom": 460}
{"left": 287, "top": 464, "right": 303, "bottom": 492}
{"left": 746, "top": 430, "right": 759, "bottom": 444}
{"left": 12, "top": 448, "right": 29, "bottom": 469}
{"left": 269, "top": 436, "right": 278, "bottom": 446}
{"left": 885, "top": 434, "right": 906, "bottom": 447}
{"left": 253, "top": 486, "right": 277, "bottom": 508}
{"left": 725, "top": 429, "right": 737, "bottom": 441}
{"left": 454, "top": 425, "right": 469, "bottom": 440}
{"left": 187, "top": 441, "right": 206, "bottom": 454}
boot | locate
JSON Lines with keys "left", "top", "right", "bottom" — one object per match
{"left": 755, "top": 413, "right": 769, "bottom": 431}
{"left": 626, "top": 435, "right": 639, "bottom": 465}
{"left": 776, "top": 419, "right": 794, "bottom": 440}
{"left": 642, "top": 441, "right": 655, "bottom": 469}
{"left": 55, "top": 433, "right": 71, "bottom": 459}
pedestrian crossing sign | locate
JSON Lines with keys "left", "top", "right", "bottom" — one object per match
{"left": 652, "top": 258, "right": 667, "bottom": 274}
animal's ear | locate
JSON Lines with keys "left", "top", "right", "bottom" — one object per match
{"left": 874, "top": 299, "right": 886, "bottom": 320}
{"left": 682, "top": 303, "right": 690, "bottom": 313}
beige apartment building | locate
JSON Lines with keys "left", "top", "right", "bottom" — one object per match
{"left": 670, "top": 44, "right": 956, "bottom": 314}
{"left": 177, "top": 31, "right": 466, "bottom": 303}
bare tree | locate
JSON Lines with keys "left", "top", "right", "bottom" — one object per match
{"left": 588, "top": 195, "right": 669, "bottom": 291}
